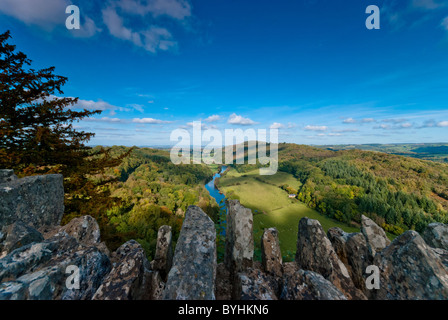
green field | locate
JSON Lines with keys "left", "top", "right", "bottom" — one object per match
{"left": 218, "top": 168, "right": 359, "bottom": 260}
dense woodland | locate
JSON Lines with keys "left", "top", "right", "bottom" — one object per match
{"left": 93, "top": 146, "right": 220, "bottom": 257}
{"left": 276, "top": 144, "right": 448, "bottom": 234}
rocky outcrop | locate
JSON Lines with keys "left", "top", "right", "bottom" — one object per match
{"left": 163, "top": 206, "right": 217, "bottom": 300}
{"left": 261, "top": 228, "right": 283, "bottom": 278}
{"left": 233, "top": 267, "right": 278, "bottom": 300}
{"left": 371, "top": 230, "right": 448, "bottom": 300}
{"left": 361, "top": 215, "right": 390, "bottom": 259}
{"left": 150, "top": 225, "right": 173, "bottom": 281}
{"left": 0, "top": 171, "right": 64, "bottom": 230}
{"left": 422, "top": 223, "right": 448, "bottom": 251}
{"left": 0, "top": 221, "right": 44, "bottom": 258}
{"left": 0, "top": 231, "right": 111, "bottom": 300}
{"left": 327, "top": 227, "right": 371, "bottom": 292}
{"left": 225, "top": 200, "right": 254, "bottom": 275}
{"left": 295, "top": 217, "right": 366, "bottom": 300}
{"left": 280, "top": 269, "right": 347, "bottom": 300}
{"left": 93, "top": 240, "right": 153, "bottom": 300}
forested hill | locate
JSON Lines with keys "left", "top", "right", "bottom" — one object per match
{"left": 86, "top": 146, "right": 220, "bottom": 258}
{"left": 276, "top": 143, "right": 448, "bottom": 234}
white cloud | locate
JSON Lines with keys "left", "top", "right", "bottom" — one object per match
{"left": 304, "top": 125, "right": 328, "bottom": 132}
{"left": 343, "top": 118, "right": 356, "bottom": 124}
{"left": 362, "top": 118, "right": 376, "bottom": 123}
{"left": 437, "top": 121, "right": 448, "bottom": 127}
{"left": 133, "top": 117, "right": 172, "bottom": 124}
{"left": 328, "top": 133, "right": 342, "bottom": 136}
{"left": 227, "top": 113, "right": 256, "bottom": 126}
{"left": 270, "top": 122, "right": 284, "bottom": 129}
{"left": 101, "top": 1, "right": 187, "bottom": 53}
{"left": 205, "top": 115, "right": 221, "bottom": 122}
{"left": 0, "top": 0, "right": 69, "bottom": 29}
{"left": 84, "top": 117, "right": 124, "bottom": 123}
{"left": 0, "top": 0, "right": 99, "bottom": 36}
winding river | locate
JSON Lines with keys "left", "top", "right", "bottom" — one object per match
{"left": 205, "top": 165, "right": 228, "bottom": 209}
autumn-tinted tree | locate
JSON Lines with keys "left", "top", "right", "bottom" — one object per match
{"left": 0, "top": 30, "right": 131, "bottom": 236}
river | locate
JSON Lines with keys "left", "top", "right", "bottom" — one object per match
{"left": 205, "top": 165, "right": 228, "bottom": 210}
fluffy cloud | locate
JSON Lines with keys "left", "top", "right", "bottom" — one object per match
{"left": 133, "top": 118, "right": 172, "bottom": 124}
{"left": 0, "top": 0, "right": 100, "bottom": 36}
{"left": 204, "top": 115, "right": 221, "bottom": 122}
{"left": 343, "top": 118, "right": 356, "bottom": 124}
{"left": 227, "top": 113, "right": 257, "bottom": 126}
{"left": 362, "top": 118, "right": 376, "bottom": 123}
{"left": 270, "top": 122, "right": 284, "bottom": 129}
{"left": 304, "top": 125, "right": 328, "bottom": 131}
{"left": 437, "top": 121, "right": 448, "bottom": 127}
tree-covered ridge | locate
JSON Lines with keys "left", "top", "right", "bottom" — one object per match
{"left": 278, "top": 145, "right": 448, "bottom": 234}
{"left": 98, "top": 146, "right": 220, "bottom": 258}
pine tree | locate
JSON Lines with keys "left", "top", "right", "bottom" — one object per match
{"left": 0, "top": 30, "right": 131, "bottom": 239}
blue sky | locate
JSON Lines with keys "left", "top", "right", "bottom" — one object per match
{"left": 1, "top": 0, "right": 448, "bottom": 146}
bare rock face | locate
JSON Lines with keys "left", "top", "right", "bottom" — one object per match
{"left": 422, "top": 223, "right": 448, "bottom": 251}
{"left": 0, "top": 232, "right": 111, "bottom": 300}
{"left": 163, "top": 206, "right": 217, "bottom": 300}
{"left": 295, "top": 217, "right": 366, "bottom": 300}
{"left": 225, "top": 200, "right": 254, "bottom": 274}
{"left": 372, "top": 231, "right": 448, "bottom": 300}
{"left": 361, "top": 215, "right": 390, "bottom": 259}
{"left": 233, "top": 268, "right": 278, "bottom": 300}
{"left": 0, "top": 171, "right": 64, "bottom": 230}
{"left": 344, "top": 233, "right": 370, "bottom": 292}
{"left": 261, "top": 228, "right": 283, "bottom": 278}
{"left": 93, "top": 240, "right": 152, "bottom": 300}
{"left": 0, "top": 221, "right": 44, "bottom": 258}
{"left": 280, "top": 269, "right": 347, "bottom": 300}
{"left": 328, "top": 228, "right": 371, "bottom": 292}
{"left": 150, "top": 225, "right": 173, "bottom": 280}
{"left": 0, "top": 170, "right": 17, "bottom": 184}
{"left": 46, "top": 215, "right": 101, "bottom": 245}
{"left": 327, "top": 227, "right": 351, "bottom": 268}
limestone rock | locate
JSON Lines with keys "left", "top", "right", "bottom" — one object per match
{"left": 1, "top": 221, "right": 44, "bottom": 258}
{"left": 93, "top": 240, "right": 152, "bottom": 300}
{"left": 163, "top": 206, "right": 217, "bottom": 300}
{"left": 295, "top": 217, "right": 366, "bottom": 300}
{"left": 225, "top": 200, "right": 254, "bottom": 274}
{"left": 344, "top": 232, "right": 370, "bottom": 292}
{"left": 327, "top": 227, "right": 350, "bottom": 266}
{"left": 0, "top": 170, "right": 17, "bottom": 184}
{"left": 0, "top": 232, "right": 111, "bottom": 300}
{"left": 233, "top": 268, "right": 277, "bottom": 300}
{"left": 280, "top": 269, "right": 347, "bottom": 300}
{"left": 150, "top": 225, "right": 173, "bottom": 280}
{"left": 0, "top": 172, "right": 64, "bottom": 230}
{"left": 55, "top": 216, "right": 101, "bottom": 246}
{"left": 361, "top": 215, "right": 390, "bottom": 258}
{"left": 372, "top": 231, "right": 448, "bottom": 300}
{"left": 261, "top": 228, "right": 283, "bottom": 278}
{"left": 422, "top": 223, "right": 448, "bottom": 251}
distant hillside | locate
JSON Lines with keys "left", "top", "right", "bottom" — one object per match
{"left": 318, "top": 143, "right": 448, "bottom": 163}
{"left": 223, "top": 142, "right": 448, "bottom": 235}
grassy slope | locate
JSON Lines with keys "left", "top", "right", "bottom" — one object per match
{"left": 219, "top": 168, "right": 359, "bottom": 259}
